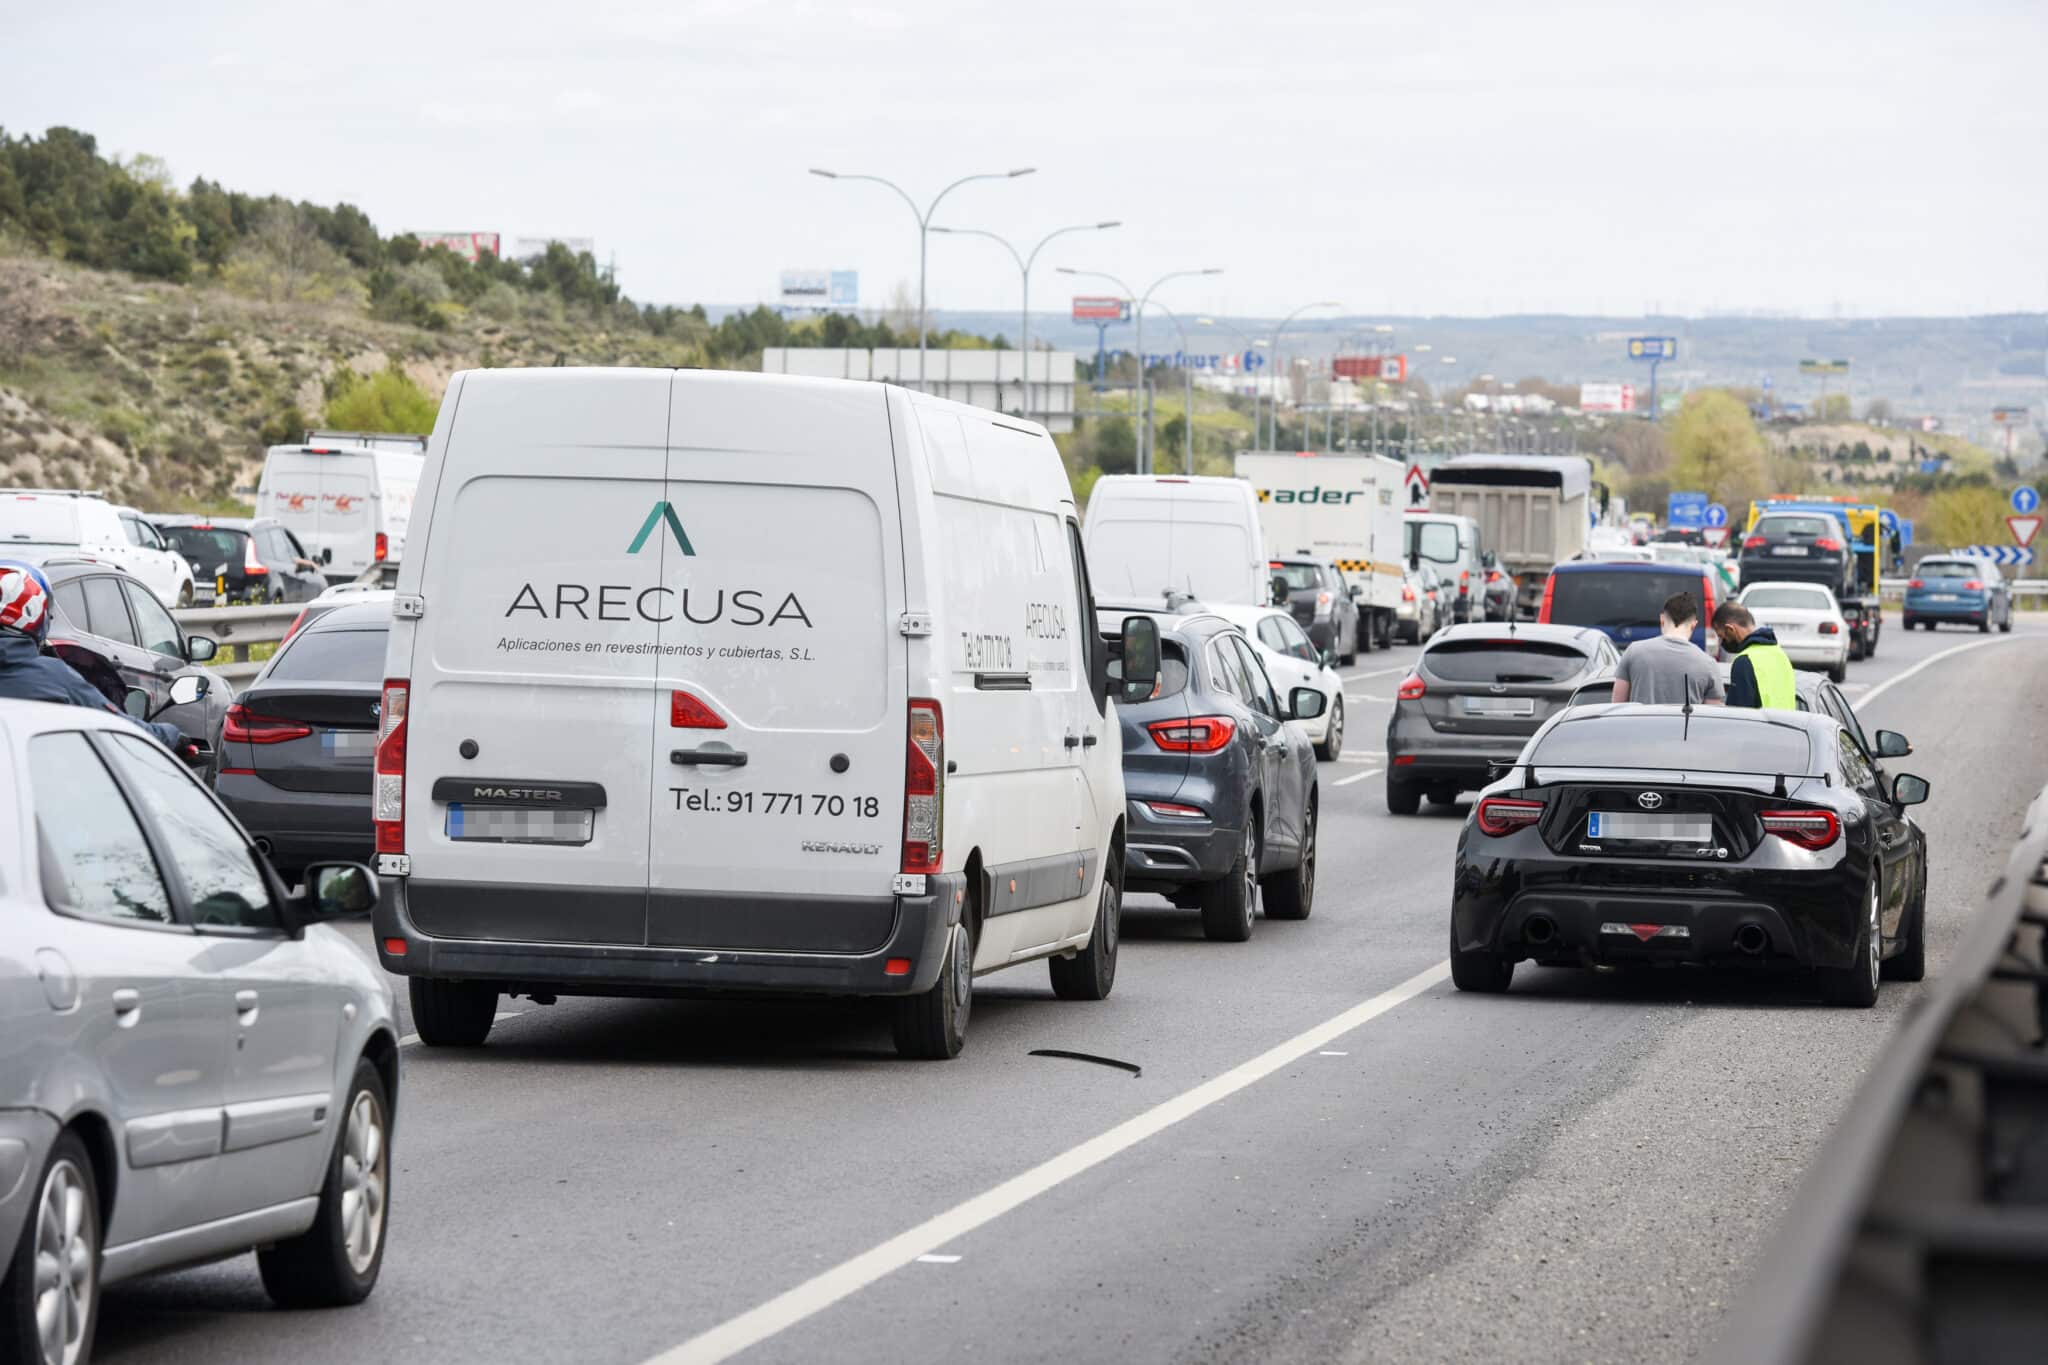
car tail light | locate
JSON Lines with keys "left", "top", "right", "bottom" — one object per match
{"left": 1396, "top": 673, "right": 1425, "bottom": 700}
{"left": 1743, "top": 535, "right": 1767, "bottom": 549}
{"left": 1537, "top": 574, "right": 1557, "bottom": 622}
{"left": 1146, "top": 801, "right": 1206, "bottom": 819}
{"left": 221, "top": 705, "right": 312, "bottom": 744}
{"left": 373, "top": 680, "right": 408, "bottom": 855}
{"left": 1908, "top": 579, "right": 1924, "bottom": 589}
{"left": 1475, "top": 796, "right": 1545, "bottom": 836}
{"left": 1486, "top": 569, "right": 1504, "bottom": 584}
{"left": 1964, "top": 580, "right": 1983, "bottom": 591}
{"left": 670, "top": 690, "right": 726, "bottom": 728}
{"left": 901, "top": 699, "right": 944, "bottom": 874}
{"left": 1315, "top": 590, "right": 1332, "bottom": 617}
{"left": 1760, "top": 809, "right": 1840, "bottom": 850}
{"left": 1459, "top": 570, "right": 1470, "bottom": 596}
{"left": 243, "top": 537, "right": 268, "bottom": 575}
{"left": 374, "top": 531, "right": 389, "bottom": 563}
{"left": 282, "top": 607, "right": 310, "bottom": 642}
{"left": 1814, "top": 537, "right": 1844, "bottom": 552}
{"left": 1147, "top": 715, "right": 1237, "bottom": 753}
{"left": 1401, "top": 584, "right": 1416, "bottom": 602}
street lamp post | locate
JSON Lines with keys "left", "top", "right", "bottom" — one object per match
{"left": 930, "top": 220, "right": 1120, "bottom": 420}
{"left": 809, "top": 165, "right": 1035, "bottom": 394}
{"left": 1263, "top": 301, "right": 1342, "bottom": 450}
{"left": 1145, "top": 300, "right": 1196, "bottom": 473}
{"left": 1058, "top": 266, "right": 1223, "bottom": 473}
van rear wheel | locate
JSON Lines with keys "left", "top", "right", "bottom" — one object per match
{"left": 1049, "top": 863, "right": 1121, "bottom": 1001}
{"left": 893, "top": 922, "right": 971, "bottom": 1059}
{"left": 408, "top": 978, "right": 497, "bottom": 1047}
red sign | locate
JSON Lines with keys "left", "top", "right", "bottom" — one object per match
{"left": 2009, "top": 515, "right": 2042, "bottom": 548}
{"left": 1701, "top": 526, "right": 1732, "bottom": 549}
{"left": 1332, "top": 354, "right": 1408, "bottom": 382}
{"left": 1071, "top": 295, "right": 1130, "bottom": 323}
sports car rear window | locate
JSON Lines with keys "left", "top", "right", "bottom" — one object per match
{"left": 1546, "top": 570, "right": 1701, "bottom": 630}
{"left": 1422, "top": 639, "right": 1588, "bottom": 684}
{"left": 1529, "top": 714, "right": 1813, "bottom": 774}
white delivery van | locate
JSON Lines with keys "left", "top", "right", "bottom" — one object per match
{"left": 373, "top": 369, "right": 1150, "bottom": 1059}
{"left": 256, "top": 432, "right": 426, "bottom": 585}
{"left": 0, "top": 488, "right": 195, "bottom": 606}
{"left": 1402, "top": 511, "right": 1486, "bottom": 624}
{"left": 1082, "top": 474, "right": 1269, "bottom": 609}
{"left": 1235, "top": 452, "right": 1406, "bottom": 649}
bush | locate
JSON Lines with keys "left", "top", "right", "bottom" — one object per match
{"left": 323, "top": 365, "right": 438, "bottom": 435}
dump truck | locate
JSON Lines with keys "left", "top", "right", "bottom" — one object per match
{"left": 1426, "top": 454, "right": 1594, "bottom": 617}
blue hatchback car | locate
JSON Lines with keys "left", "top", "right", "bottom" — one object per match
{"left": 1537, "top": 560, "right": 1724, "bottom": 654}
{"left": 1902, "top": 555, "right": 2013, "bottom": 632}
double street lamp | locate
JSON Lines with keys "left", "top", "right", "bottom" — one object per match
{"left": 1057, "top": 265, "right": 1224, "bottom": 473}
{"left": 929, "top": 220, "right": 1121, "bottom": 421}
{"left": 809, "top": 166, "right": 1035, "bottom": 392}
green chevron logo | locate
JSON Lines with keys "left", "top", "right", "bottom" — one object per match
{"left": 627, "top": 501, "right": 695, "bottom": 556}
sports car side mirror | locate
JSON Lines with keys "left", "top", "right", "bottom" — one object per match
{"left": 1891, "top": 773, "right": 1930, "bottom": 807}
{"left": 1286, "top": 686, "right": 1327, "bottom": 721}
{"left": 1874, "top": 730, "right": 1911, "bottom": 758}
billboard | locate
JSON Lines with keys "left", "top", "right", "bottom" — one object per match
{"left": 1332, "top": 355, "right": 1407, "bottom": 382}
{"left": 510, "top": 236, "right": 596, "bottom": 259}
{"left": 1799, "top": 359, "right": 1851, "bottom": 374}
{"left": 1627, "top": 336, "right": 1678, "bottom": 360}
{"left": 1579, "top": 381, "right": 1636, "bottom": 413}
{"left": 413, "top": 232, "right": 500, "bottom": 262}
{"left": 779, "top": 269, "right": 858, "bottom": 308}
{"left": 1072, "top": 295, "right": 1131, "bottom": 322}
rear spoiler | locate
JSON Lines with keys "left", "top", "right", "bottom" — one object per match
{"left": 1490, "top": 761, "right": 1831, "bottom": 796}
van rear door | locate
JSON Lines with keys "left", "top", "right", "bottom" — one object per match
{"left": 316, "top": 458, "right": 376, "bottom": 577}
{"left": 400, "top": 370, "right": 672, "bottom": 947}
{"left": 644, "top": 374, "right": 908, "bottom": 953}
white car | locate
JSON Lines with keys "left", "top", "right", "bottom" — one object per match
{"left": 1207, "top": 603, "right": 1347, "bottom": 760}
{"left": 0, "top": 490, "right": 196, "bottom": 607}
{"left": 375, "top": 368, "right": 1144, "bottom": 1059}
{"left": 1738, "top": 580, "right": 1851, "bottom": 682}
{"left": 0, "top": 699, "right": 398, "bottom": 1364}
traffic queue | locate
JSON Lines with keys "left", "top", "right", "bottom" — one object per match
{"left": 0, "top": 369, "right": 1946, "bottom": 1362}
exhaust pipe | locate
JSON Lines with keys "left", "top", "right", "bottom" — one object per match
{"left": 1733, "top": 923, "right": 1769, "bottom": 956}
{"left": 1524, "top": 915, "right": 1558, "bottom": 947}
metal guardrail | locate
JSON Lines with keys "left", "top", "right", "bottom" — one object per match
{"left": 1713, "top": 781, "right": 2048, "bottom": 1365}
{"left": 1878, "top": 577, "right": 2048, "bottom": 601}
{"left": 171, "top": 603, "right": 299, "bottom": 686}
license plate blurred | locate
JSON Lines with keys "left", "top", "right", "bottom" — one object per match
{"left": 1460, "top": 696, "right": 1535, "bottom": 716}
{"left": 322, "top": 731, "right": 376, "bottom": 756}
{"left": 1770, "top": 546, "right": 1806, "bottom": 556}
{"left": 1930, "top": 593, "right": 1958, "bottom": 602}
{"left": 1587, "top": 811, "right": 1711, "bottom": 842}
{"left": 446, "top": 805, "right": 593, "bottom": 845}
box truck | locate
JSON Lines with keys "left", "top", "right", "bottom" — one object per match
{"left": 1235, "top": 452, "right": 1406, "bottom": 650}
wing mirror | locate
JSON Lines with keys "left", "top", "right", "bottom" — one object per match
{"left": 1287, "top": 686, "right": 1328, "bottom": 721}
{"left": 184, "top": 634, "right": 218, "bottom": 663}
{"left": 294, "top": 861, "right": 380, "bottom": 925}
{"left": 320, "top": 546, "right": 334, "bottom": 565}
{"left": 167, "top": 674, "right": 209, "bottom": 707}
{"left": 1874, "top": 730, "right": 1911, "bottom": 758}
{"left": 1116, "top": 614, "right": 1159, "bottom": 704}
{"left": 1269, "top": 574, "right": 1290, "bottom": 607}
{"left": 1319, "top": 648, "right": 1337, "bottom": 670}
{"left": 1891, "top": 773, "right": 1930, "bottom": 808}
{"left": 1347, "top": 583, "right": 1363, "bottom": 599}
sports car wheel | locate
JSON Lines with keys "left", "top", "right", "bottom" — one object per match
{"left": 1819, "top": 875, "right": 1882, "bottom": 1007}
{"left": 1449, "top": 923, "right": 1513, "bottom": 994}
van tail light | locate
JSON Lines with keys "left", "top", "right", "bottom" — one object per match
{"left": 1908, "top": 579, "right": 1923, "bottom": 589}
{"left": 221, "top": 705, "right": 313, "bottom": 744}
{"left": 1760, "top": 809, "right": 1840, "bottom": 850}
{"left": 1146, "top": 716, "right": 1237, "bottom": 753}
{"left": 1475, "top": 796, "right": 1545, "bottom": 836}
{"left": 1743, "top": 535, "right": 1767, "bottom": 549}
{"left": 901, "top": 699, "right": 944, "bottom": 874}
{"left": 1814, "top": 537, "right": 1844, "bottom": 552}
{"left": 1401, "top": 585, "right": 1416, "bottom": 602}
{"left": 1396, "top": 673, "right": 1425, "bottom": 701}
{"left": 1963, "top": 580, "right": 1983, "bottom": 591}
{"left": 373, "top": 680, "right": 409, "bottom": 855}
{"left": 670, "top": 690, "right": 726, "bottom": 728}
{"left": 1537, "top": 574, "right": 1557, "bottom": 623}
{"left": 1818, "top": 621, "right": 1840, "bottom": 634}
{"left": 243, "top": 537, "right": 269, "bottom": 575}
{"left": 1486, "top": 569, "right": 1504, "bottom": 584}
{"left": 282, "top": 608, "right": 310, "bottom": 642}
{"left": 374, "top": 531, "right": 389, "bottom": 563}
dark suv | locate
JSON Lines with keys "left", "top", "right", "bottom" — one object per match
{"left": 1113, "top": 613, "right": 1325, "bottom": 941}
{"left": 1269, "top": 558, "right": 1360, "bottom": 664}
{"left": 1736, "top": 512, "right": 1854, "bottom": 598}
{"left": 156, "top": 515, "right": 326, "bottom": 604}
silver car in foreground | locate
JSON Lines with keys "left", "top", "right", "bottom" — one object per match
{"left": 0, "top": 699, "right": 398, "bottom": 1365}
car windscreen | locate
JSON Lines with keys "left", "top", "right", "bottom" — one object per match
{"left": 267, "top": 627, "right": 390, "bottom": 684}
{"left": 1405, "top": 520, "right": 1461, "bottom": 564}
{"left": 1755, "top": 516, "right": 1832, "bottom": 540}
{"left": 1529, "top": 713, "right": 1814, "bottom": 774}
{"left": 1546, "top": 570, "right": 1698, "bottom": 629}
{"left": 1916, "top": 560, "right": 1979, "bottom": 580}
{"left": 2, "top": 497, "right": 82, "bottom": 545}
{"left": 1742, "top": 586, "right": 1833, "bottom": 610}
{"left": 1271, "top": 562, "right": 1321, "bottom": 591}
{"left": 1423, "top": 639, "right": 1589, "bottom": 684}
{"left": 161, "top": 527, "right": 247, "bottom": 567}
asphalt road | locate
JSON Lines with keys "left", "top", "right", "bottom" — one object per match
{"left": 96, "top": 617, "right": 2048, "bottom": 1365}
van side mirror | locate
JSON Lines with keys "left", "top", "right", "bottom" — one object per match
{"left": 1347, "top": 583, "right": 1362, "bottom": 599}
{"left": 320, "top": 546, "right": 333, "bottom": 565}
{"left": 1287, "top": 686, "right": 1327, "bottom": 721}
{"left": 184, "top": 635, "right": 218, "bottom": 663}
{"left": 1481, "top": 550, "right": 1498, "bottom": 568}
{"left": 1117, "top": 615, "right": 1159, "bottom": 703}
{"left": 1874, "top": 729, "right": 1911, "bottom": 758}
{"left": 1891, "top": 773, "right": 1930, "bottom": 808}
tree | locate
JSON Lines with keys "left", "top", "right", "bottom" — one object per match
{"left": 1864, "top": 397, "right": 1892, "bottom": 424}
{"left": 323, "top": 365, "right": 439, "bottom": 434}
{"left": 239, "top": 204, "right": 339, "bottom": 301}
{"left": 1668, "top": 390, "right": 1768, "bottom": 507}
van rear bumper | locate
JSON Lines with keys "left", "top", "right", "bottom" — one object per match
{"left": 373, "top": 874, "right": 965, "bottom": 997}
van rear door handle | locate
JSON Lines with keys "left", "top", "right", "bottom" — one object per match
{"left": 1063, "top": 734, "right": 1081, "bottom": 749}
{"left": 671, "top": 748, "right": 748, "bottom": 767}
{"left": 1081, "top": 734, "right": 1098, "bottom": 748}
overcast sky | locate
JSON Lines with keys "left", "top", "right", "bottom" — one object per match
{"left": 8, "top": 0, "right": 2044, "bottom": 319}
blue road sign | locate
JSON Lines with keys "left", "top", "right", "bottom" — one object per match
{"left": 2013, "top": 486, "right": 2041, "bottom": 515}
{"left": 1899, "top": 520, "right": 1914, "bottom": 547}
{"left": 1704, "top": 503, "right": 1729, "bottom": 529}
{"left": 1667, "top": 490, "right": 1708, "bottom": 530}
{"left": 1878, "top": 508, "right": 1901, "bottom": 535}
{"left": 1957, "top": 545, "right": 2035, "bottom": 566}
{"left": 1628, "top": 337, "right": 1678, "bottom": 361}
{"left": 1761, "top": 375, "right": 1773, "bottom": 390}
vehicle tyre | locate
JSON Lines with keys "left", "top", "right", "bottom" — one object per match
{"left": 1901, "top": 615, "right": 1914, "bottom": 632}
{"left": 1263, "top": 799, "right": 1316, "bottom": 920}
{"left": 1426, "top": 784, "right": 1459, "bottom": 807}
{"left": 893, "top": 920, "right": 971, "bottom": 1058}
{"left": 1978, "top": 616, "right": 1990, "bottom": 634}
{"left": 1315, "top": 696, "right": 1345, "bottom": 762}
{"left": 1999, "top": 611, "right": 2012, "bottom": 634}
{"left": 1827, "top": 659, "right": 1847, "bottom": 684}
{"left": 259, "top": 1056, "right": 390, "bottom": 1308}
{"left": 177, "top": 582, "right": 193, "bottom": 608}
{"left": 1883, "top": 860, "right": 1927, "bottom": 983}
{"left": 1049, "top": 859, "right": 1121, "bottom": 1001}
{"left": 1199, "top": 820, "right": 1259, "bottom": 942}
{"left": 1340, "top": 620, "right": 1358, "bottom": 666}
{"left": 1818, "top": 875, "right": 1882, "bottom": 1008}
{"left": 2, "top": 1129, "right": 100, "bottom": 1365}
{"left": 407, "top": 977, "right": 497, "bottom": 1046}
{"left": 1449, "top": 924, "right": 1513, "bottom": 994}
{"left": 1386, "top": 777, "right": 1421, "bottom": 815}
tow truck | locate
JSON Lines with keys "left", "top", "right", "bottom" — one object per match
{"left": 1743, "top": 496, "right": 1899, "bottom": 660}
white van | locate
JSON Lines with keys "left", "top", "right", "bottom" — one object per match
{"left": 1402, "top": 511, "right": 1486, "bottom": 624}
{"left": 255, "top": 433, "right": 426, "bottom": 585}
{"left": 0, "top": 488, "right": 195, "bottom": 606}
{"left": 372, "top": 369, "right": 1149, "bottom": 1059}
{"left": 1082, "top": 474, "right": 1270, "bottom": 609}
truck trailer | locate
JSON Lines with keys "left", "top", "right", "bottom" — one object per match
{"left": 1426, "top": 454, "right": 1593, "bottom": 618}
{"left": 1235, "top": 452, "right": 1407, "bottom": 649}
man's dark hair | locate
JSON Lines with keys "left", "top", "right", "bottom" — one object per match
{"left": 1712, "top": 601, "right": 1754, "bottom": 630}
{"left": 1661, "top": 591, "right": 1699, "bottom": 627}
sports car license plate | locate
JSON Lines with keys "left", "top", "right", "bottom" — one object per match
{"left": 1587, "top": 811, "right": 1712, "bottom": 843}
{"left": 446, "top": 805, "right": 594, "bottom": 845}
{"left": 1460, "top": 696, "right": 1535, "bottom": 717}
{"left": 1770, "top": 545, "right": 1806, "bottom": 556}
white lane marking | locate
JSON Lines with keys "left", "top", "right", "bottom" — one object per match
{"left": 1346, "top": 692, "right": 1392, "bottom": 703}
{"left": 1333, "top": 767, "right": 1384, "bottom": 788}
{"left": 914, "top": 1254, "right": 961, "bottom": 1265}
{"left": 1342, "top": 664, "right": 1409, "bottom": 680}
{"left": 1318, "top": 1051, "right": 1349, "bottom": 1057}
{"left": 397, "top": 1010, "right": 523, "bottom": 1049}
{"left": 1857, "top": 635, "right": 2026, "bottom": 709}
{"left": 1337, "top": 752, "right": 1386, "bottom": 764}
{"left": 644, "top": 961, "right": 1452, "bottom": 1365}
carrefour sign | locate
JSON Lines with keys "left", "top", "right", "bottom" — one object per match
{"left": 1120, "top": 348, "right": 1267, "bottom": 373}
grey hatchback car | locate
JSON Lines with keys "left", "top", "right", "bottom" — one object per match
{"left": 0, "top": 700, "right": 397, "bottom": 1365}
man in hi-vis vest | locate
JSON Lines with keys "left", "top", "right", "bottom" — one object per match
{"left": 1712, "top": 601, "right": 1797, "bottom": 709}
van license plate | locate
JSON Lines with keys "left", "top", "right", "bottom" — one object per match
{"left": 446, "top": 805, "right": 593, "bottom": 845}
{"left": 1587, "top": 811, "right": 1711, "bottom": 843}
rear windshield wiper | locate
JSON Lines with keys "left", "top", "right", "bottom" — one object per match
{"left": 1494, "top": 673, "right": 1552, "bottom": 684}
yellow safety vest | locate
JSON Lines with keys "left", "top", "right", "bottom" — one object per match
{"left": 1741, "top": 641, "right": 1798, "bottom": 709}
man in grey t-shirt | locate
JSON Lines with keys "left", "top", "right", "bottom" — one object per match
{"left": 1612, "top": 591, "right": 1725, "bottom": 706}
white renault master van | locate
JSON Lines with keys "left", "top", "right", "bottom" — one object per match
{"left": 256, "top": 432, "right": 426, "bottom": 585}
{"left": 1083, "top": 475, "right": 1269, "bottom": 609}
{"left": 372, "top": 369, "right": 1152, "bottom": 1059}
